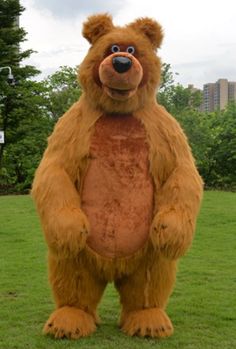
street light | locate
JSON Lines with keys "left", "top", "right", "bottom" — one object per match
{"left": 0, "top": 66, "right": 15, "bottom": 148}
{"left": 0, "top": 66, "right": 15, "bottom": 85}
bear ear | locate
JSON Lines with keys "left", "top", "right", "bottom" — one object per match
{"left": 128, "top": 17, "right": 163, "bottom": 49}
{"left": 82, "top": 13, "right": 114, "bottom": 45}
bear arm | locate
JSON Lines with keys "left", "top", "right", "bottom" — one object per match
{"left": 151, "top": 162, "right": 203, "bottom": 259}
{"left": 32, "top": 102, "right": 90, "bottom": 254}
{"left": 32, "top": 102, "right": 82, "bottom": 216}
{"left": 155, "top": 160, "right": 203, "bottom": 222}
{"left": 149, "top": 106, "right": 203, "bottom": 258}
{"left": 32, "top": 159, "right": 89, "bottom": 255}
{"left": 32, "top": 159, "right": 81, "bottom": 217}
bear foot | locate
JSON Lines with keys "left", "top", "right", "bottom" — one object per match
{"left": 120, "top": 308, "right": 173, "bottom": 338}
{"left": 43, "top": 306, "right": 96, "bottom": 339}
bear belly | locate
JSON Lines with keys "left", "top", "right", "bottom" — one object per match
{"left": 81, "top": 114, "right": 153, "bottom": 258}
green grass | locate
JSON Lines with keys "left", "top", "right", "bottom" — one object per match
{"left": 0, "top": 191, "right": 236, "bottom": 349}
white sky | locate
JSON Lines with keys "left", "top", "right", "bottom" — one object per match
{"left": 21, "top": 0, "right": 236, "bottom": 88}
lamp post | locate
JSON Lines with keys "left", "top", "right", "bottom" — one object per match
{"left": 0, "top": 66, "right": 15, "bottom": 167}
{"left": 0, "top": 66, "right": 15, "bottom": 85}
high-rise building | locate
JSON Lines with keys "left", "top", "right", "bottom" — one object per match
{"left": 203, "top": 83, "right": 215, "bottom": 112}
{"left": 203, "top": 79, "right": 236, "bottom": 112}
{"left": 228, "top": 81, "right": 236, "bottom": 101}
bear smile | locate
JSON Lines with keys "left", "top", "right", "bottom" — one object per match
{"left": 104, "top": 85, "right": 137, "bottom": 100}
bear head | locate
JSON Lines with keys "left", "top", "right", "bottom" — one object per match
{"left": 79, "top": 14, "right": 163, "bottom": 114}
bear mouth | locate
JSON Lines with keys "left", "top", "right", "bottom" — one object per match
{"left": 104, "top": 85, "right": 137, "bottom": 100}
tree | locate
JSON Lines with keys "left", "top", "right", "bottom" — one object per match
{"left": 159, "top": 63, "right": 175, "bottom": 91}
{"left": 158, "top": 63, "right": 202, "bottom": 114}
{"left": 158, "top": 64, "right": 235, "bottom": 190}
{"left": 0, "top": 0, "right": 51, "bottom": 193}
{"left": 158, "top": 63, "right": 176, "bottom": 112}
{"left": 206, "top": 102, "right": 236, "bottom": 189}
{"left": 173, "top": 104, "right": 236, "bottom": 190}
{"left": 43, "top": 66, "right": 82, "bottom": 120}
{"left": 174, "top": 109, "right": 215, "bottom": 184}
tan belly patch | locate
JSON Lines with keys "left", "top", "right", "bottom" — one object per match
{"left": 81, "top": 114, "right": 153, "bottom": 258}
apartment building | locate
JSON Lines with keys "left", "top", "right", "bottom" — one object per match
{"left": 203, "top": 79, "right": 236, "bottom": 112}
{"left": 228, "top": 81, "right": 236, "bottom": 101}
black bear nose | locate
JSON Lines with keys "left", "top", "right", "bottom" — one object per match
{"left": 112, "top": 56, "right": 132, "bottom": 73}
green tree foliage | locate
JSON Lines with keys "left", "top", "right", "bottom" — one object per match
{"left": 0, "top": 0, "right": 52, "bottom": 193}
{"left": 158, "top": 63, "right": 176, "bottom": 111}
{"left": 174, "top": 109, "right": 213, "bottom": 177}
{"left": 43, "top": 66, "right": 81, "bottom": 120}
{"left": 204, "top": 103, "right": 236, "bottom": 189}
{"left": 158, "top": 64, "right": 236, "bottom": 190}
{"left": 158, "top": 63, "right": 202, "bottom": 114}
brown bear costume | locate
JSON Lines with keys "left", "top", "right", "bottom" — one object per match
{"left": 32, "top": 14, "right": 203, "bottom": 339}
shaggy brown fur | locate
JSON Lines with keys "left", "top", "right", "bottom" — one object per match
{"left": 32, "top": 14, "right": 203, "bottom": 340}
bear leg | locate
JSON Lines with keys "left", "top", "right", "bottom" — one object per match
{"left": 115, "top": 252, "right": 177, "bottom": 338}
{"left": 44, "top": 252, "right": 107, "bottom": 339}
{"left": 43, "top": 306, "right": 96, "bottom": 339}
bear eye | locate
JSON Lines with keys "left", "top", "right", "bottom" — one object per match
{"left": 111, "top": 45, "right": 120, "bottom": 53}
{"left": 126, "top": 46, "right": 135, "bottom": 54}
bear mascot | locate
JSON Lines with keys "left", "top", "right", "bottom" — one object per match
{"left": 32, "top": 14, "right": 203, "bottom": 339}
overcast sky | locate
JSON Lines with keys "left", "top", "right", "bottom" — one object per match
{"left": 21, "top": 0, "right": 236, "bottom": 88}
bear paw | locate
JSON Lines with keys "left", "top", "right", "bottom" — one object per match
{"left": 120, "top": 308, "right": 173, "bottom": 338}
{"left": 43, "top": 306, "right": 96, "bottom": 339}
{"left": 150, "top": 209, "right": 193, "bottom": 259}
{"left": 46, "top": 207, "right": 90, "bottom": 257}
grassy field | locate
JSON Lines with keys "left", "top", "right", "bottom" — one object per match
{"left": 0, "top": 191, "right": 236, "bottom": 349}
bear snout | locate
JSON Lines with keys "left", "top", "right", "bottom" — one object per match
{"left": 98, "top": 52, "right": 143, "bottom": 100}
{"left": 112, "top": 56, "right": 132, "bottom": 74}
